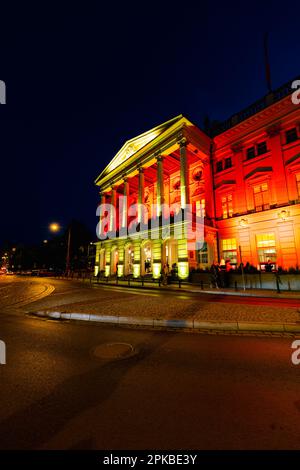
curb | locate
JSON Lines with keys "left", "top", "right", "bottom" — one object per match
{"left": 31, "top": 311, "right": 300, "bottom": 334}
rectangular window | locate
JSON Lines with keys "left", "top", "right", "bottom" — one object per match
{"left": 222, "top": 238, "right": 237, "bottom": 264}
{"left": 296, "top": 173, "right": 300, "bottom": 199}
{"left": 257, "top": 141, "right": 268, "bottom": 155}
{"left": 286, "top": 127, "right": 298, "bottom": 144}
{"left": 195, "top": 199, "right": 205, "bottom": 220}
{"left": 216, "top": 161, "right": 223, "bottom": 172}
{"left": 222, "top": 194, "right": 233, "bottom": 219}
{"left": 256, "top": 233, "right": 276, "bottom": 265}
{"left": 224, "top": 157, "right": 232, "bottom": 169}
{"left": 246, "top": 147, "right": 256, "bottom": 160}
{"left": 197, "top": 242, "right": 208, "bottom": 265}
{"left": 253, "top": 182, "right": 270, "bottom": 211}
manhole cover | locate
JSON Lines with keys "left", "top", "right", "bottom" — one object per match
{"left": 92, "top": 342, "right": 135, "bottom": 360}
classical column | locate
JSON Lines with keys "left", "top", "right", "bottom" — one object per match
{"left": 133, "top": 239, "right": 141, "bottom": 278}
{"left": 152, "top": 239, "right": 162, "bottom": 279}
{"left": 156, "top": 153, "right": 164, "bottom": 217}
{"left": 117, "top": 243, "right": 125, "bottom": 277}
{"left": 99, "top": 191, "right": 106, "bottom": 237}
{"left": 138, "top": 167, "right": 144, "bottom": 224}
{"left": 122, "top": 177, "right": 129, "bottom": 229}
{"left": 109, "top": 185, "right": 117, "bottom": 232}
{"left": 179, "top": 138, "right": 189, "bottom": 209}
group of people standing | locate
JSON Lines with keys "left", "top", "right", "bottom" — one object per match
{"left": 209, "top": 260, "right": 231, "bottom": 288}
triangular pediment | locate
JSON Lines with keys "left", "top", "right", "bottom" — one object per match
{"left": 95, "top": 115, "right": 184, "bottom": 184}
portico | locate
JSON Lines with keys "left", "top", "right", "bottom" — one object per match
{"left": 94, "top": 115, "right": 217, "bottom": 279}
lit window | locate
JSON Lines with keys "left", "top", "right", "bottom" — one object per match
{"left": 286, "top": 128, "right": 298, "bottom": 144}
{"left": 222, "top": 194, "right": 233, "bottom": 219}
{"left": 246, "top": 147, "right": 256, "bottom": 160}
{"left": 296, "top": 173, "right": 300, "bottom": 199}
{"left": 222, "top": 238, "right": 237, "bottom": 264}
{"left": 253, "top": 182, "right": 270, "bottom": 211}
{"left": 256, "top": 233, "right": 276, "bottom": 265}
{"left": 196, "top": 198, "right": 205, "bottom": 218}
{"left": 257, "top": 141, "right": 268, "bottom": 155}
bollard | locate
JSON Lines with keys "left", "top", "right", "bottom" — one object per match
{"left": 200, "top": 280, "right": 204, "bottom": 290}
{"left": 158, "top": 278, "right": 161, "bottom": 287}
{"left": 106, "top": 276, "right": 109, "bottom": 283}
{"left": 142, "top": 276, "right": 144, "bottom": 287}
{"left": 179, "top": 279, "right": 182, "bottom": 288}
{"left": 234, "top": 281, "right": 238, "bottom": 291}
{"left": 275, "top": 276, "right": 281, "bottom": 293}
{"left": 116, "top": 276, "right": 118, "bottom": 285}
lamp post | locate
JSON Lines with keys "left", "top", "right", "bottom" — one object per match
{"left": 49, "top": 222, "right": 71, "bottom": 274}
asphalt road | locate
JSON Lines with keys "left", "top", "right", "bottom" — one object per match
{"left": 0, "top": 276, "right": 300, "bottom": 449}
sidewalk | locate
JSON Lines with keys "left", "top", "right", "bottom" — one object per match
{"left": 90, "top": 277, "right": 300, "bottom": 299}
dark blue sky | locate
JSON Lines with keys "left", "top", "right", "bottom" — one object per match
{"left": 0, "top": 1, "right": 299, "bottom": 245}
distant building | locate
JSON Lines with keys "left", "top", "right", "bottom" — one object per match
{"left": 94, "top": 77, "right": 300, "bottom": 279}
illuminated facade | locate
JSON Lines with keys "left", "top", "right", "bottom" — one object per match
{"left": 94, "top": 79, "right": 300, "bottom": 279}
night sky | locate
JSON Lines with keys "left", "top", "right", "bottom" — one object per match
{"left": 0, "top": 2, "right": 299, "bottom": 246}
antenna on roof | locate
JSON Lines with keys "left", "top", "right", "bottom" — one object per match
{"left": 264, "top": 33, "right": 272, "bottom": 93}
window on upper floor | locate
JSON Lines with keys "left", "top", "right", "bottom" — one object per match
{"left": 196, "top": 198, "right": 205, "bottom": 218}
{"left": 246, "top": 146, "right": 256, "bottom": 160}
{"left": 216, "top": 161, "right": 223, "bottom": 172}
{"left": 224, "top": 157, "right": 232, "bottom": 169}
{"left": 221, "top": 194, "right": 233, "bottom": 219}
{"left": 257, "top": 141, "right": 268, "bottom": 156}
{"left": 296, "top": 173, "right": 300, "bottom": 199}
{"left": 286, "top": 127, "right": 298, "bottom": 144}
{"left": 253, "top": 182, "right": 270, "bottom": 212}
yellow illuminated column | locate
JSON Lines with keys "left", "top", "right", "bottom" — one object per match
{"left": 105, "top": 246, "right": 111, "bottom": 277}
{"left": 156, "top": 154, "right": 164, "bottom": 217}
{"left": 179, "top": 138, "right": 189, "bottom": 209}
{"left": 117, "top": 243, "right": 125, "bottom": 277}
{"left": 177, "top": 239, "right": 189, "bottom": 279}
{"left": 122, "top": 177, "right": 129, "bottom": 229}
{"left": 94, "top": 243, "right": 101, "bottom": 276}
{"left": 138, "top": 167, "right": 144, "bottom": 224}
{"left": 99, "top": 192, "right": 106, "bottom": 236}
{"left": 152, "top": 239, "right": 162, "bottom": 279}
{"left": 133, "top": 240, "right": 141, "bottom": 278}
{"left": 109, "top": 185, "right": 117, "bottom": 232}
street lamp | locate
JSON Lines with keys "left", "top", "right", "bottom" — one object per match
{"left": 48, "top": 222, "right": 71, "bottom": 274}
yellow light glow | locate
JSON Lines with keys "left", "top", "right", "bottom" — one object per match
{"left": 132, "top": 264, "right": 140, "bottom": 278}
{"left": 178, "top": 261, "right": 189, "bottom": 280}
{"left": 49, "top": 222, "right": 61, "bottom": 233}
{"left": 117, "top": 264, "right": 124, "bottom": 277}
{"left": 153, "top": 263, "right": 161, "bottom": 279}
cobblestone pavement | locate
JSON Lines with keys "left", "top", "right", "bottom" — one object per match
{"left": 8, "top": 277, "right": 298, "bottom": 325}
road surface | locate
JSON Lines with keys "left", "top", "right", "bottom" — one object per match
{"left": 0, "top": 276, "right": 299, "bottom": 449}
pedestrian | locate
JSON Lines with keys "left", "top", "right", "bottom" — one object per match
{"left": 210, "top": 262, "right": 219, "bottom": 288}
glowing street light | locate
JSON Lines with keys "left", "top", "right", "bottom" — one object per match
{"left": 49, "top": 222, "right": 61, "bottom": 233}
